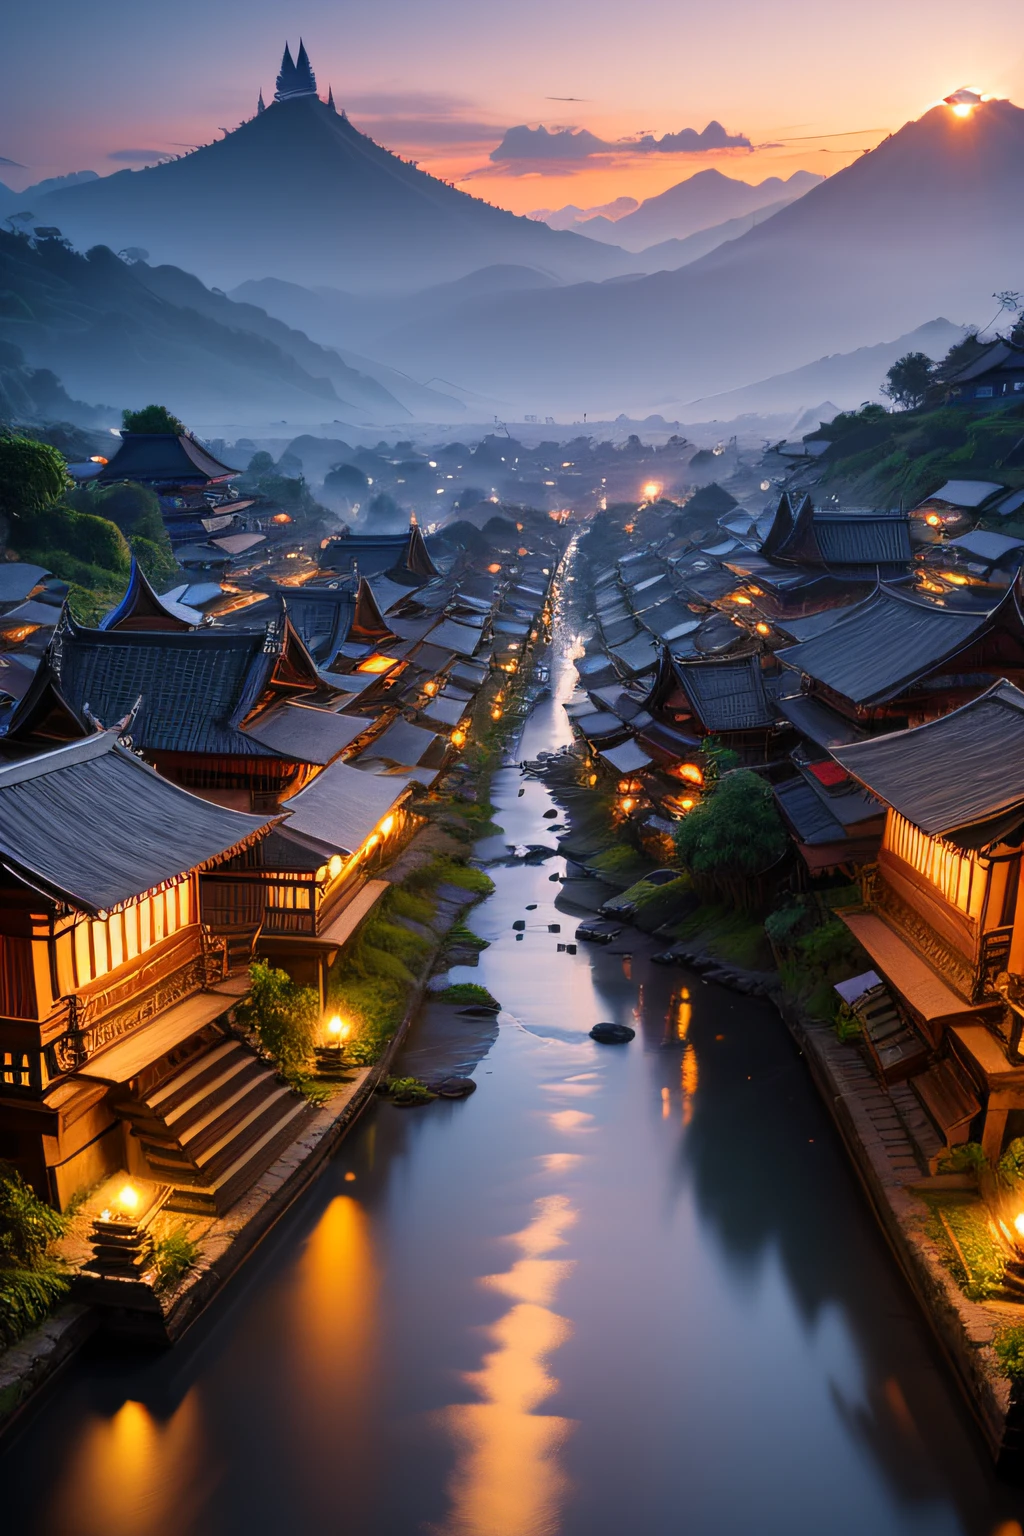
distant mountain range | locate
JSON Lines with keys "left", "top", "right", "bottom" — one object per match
{"left": 681, "top": 318, "right": 965, "bottom": 420}
{"left": 0, "top": 231, "right": 435, "bottom": 424}
{"left": 535, "top": 169, "right": 822, "bottom": 250}
{"left": 364, "top": 101, "right": 1024, "bottom": 412}
{"left": 24, "top": 95, "right": 631, "bottom": 293}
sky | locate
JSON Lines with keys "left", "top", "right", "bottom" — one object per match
{"left": 4, "top": 0, "right": 1024, "bottom": 215}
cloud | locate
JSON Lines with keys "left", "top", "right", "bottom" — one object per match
{"left": 490, "top": 120, "right": 751, "bottom": 164}
{"left": 344, "top": 90, "right": 504, "bottom": 153}
{"left": 107, "top": 148, "right": 169, "bottom": 163}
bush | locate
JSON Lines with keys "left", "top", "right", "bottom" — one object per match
{"left": 122, "top": 404, "right": 185, "bottom": 435}
{"left": 387, "top": 887, "right": 436, "bottom": 926}
{"left": 11, "top": 501, "right": 130, "bottom": 575}
{"left": 994, "top": 1325, "right": 1024, "bottom": 1380}
{"left": 0, "top": 433, "right": 69, "bottom": 520}
{"left": 382, "top": 1076, "right": 435, "bottom": 1105}
{"left": 0, "top": 1163, "right": 69, "bottom": 1347}
{"left": 938, "top": 1142, "right": 988, "bottom": 1176}
{"left": 673, "top": 769, "right": 787, "bottom": 877}
{"left": 148, "top": 1227, "right": 200, "bottom": 1293}
{"left": 796, "top": 918, "right": 863, "bottom": 975}
{"left": 236, "top": 961, "right": 319, "bottom": 1073}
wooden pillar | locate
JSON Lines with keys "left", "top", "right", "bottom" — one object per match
{"left": 982, "top": 1104, "right": 1011, "bottom": 1163}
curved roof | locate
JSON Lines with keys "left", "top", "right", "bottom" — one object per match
{"left": 832, "top": 680, "right": 1024, "bottom": 838}
{"left": 777, "top": 584, "right": 1024, "bottom": 707}
{"left": 0, "top": 732, "right": 272, "bottom": 911}
{"left": 98, "top": 433, "right": 237, "bottom": 485}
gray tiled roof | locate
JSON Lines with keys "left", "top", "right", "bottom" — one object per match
{"left": 675, "top": 654, "right": 776, "bottom": 732}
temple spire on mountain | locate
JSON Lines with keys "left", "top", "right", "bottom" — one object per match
{"left": 257, "top": 89, "right": 266, "bottom": 115}
{"left": 327, "top": 85, "right": 335, "bottom": 111}
{"left": 275, "top": 40, "right": 318, "bottom": 102}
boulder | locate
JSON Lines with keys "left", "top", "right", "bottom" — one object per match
{"left": 590, "top": 1022, "right": 635, "bottom": 1044}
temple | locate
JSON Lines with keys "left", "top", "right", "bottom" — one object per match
{"left": 274, "top": 41, "right": 318, "bottom": 103}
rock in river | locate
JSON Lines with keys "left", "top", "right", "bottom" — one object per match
{"left": 590, "top": 1022, "right": 636, "bottom": 1044}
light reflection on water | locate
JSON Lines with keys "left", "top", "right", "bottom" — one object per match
{"left": 434, "top": 1195, "right": 577, "bottom": 1536}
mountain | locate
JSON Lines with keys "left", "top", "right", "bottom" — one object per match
{"left": 371, "top": 101, "right": 1024, "bottom": 412}
{"left": 30, "top": 87, "right": 630, "bottom": 293}
{"left": 0, "top": 230, "right": 410, "bottom": 424}
{"left": 0, "top": 172, "right": 99, "bottom": 221}
{"left": 538, "top": 169, "right": 822, "bottom": 250}
{"left": 681, "top": 319, "right": 966, "bottom": 419}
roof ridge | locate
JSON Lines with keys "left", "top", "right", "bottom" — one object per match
{"left": 0, "top": 728, "right": 113, "bottom": 787}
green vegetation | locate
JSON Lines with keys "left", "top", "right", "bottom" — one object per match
{"left": 882, "top": 351, "right": 934, "bottom": 410}
{"left": 438, "top": 982, "right": 498, "bottom": 1007}
{"left": 446, "top": 920, "right": 489, "bottom": 952}
{"left": 405, "top": 854, "right": 494, "bottom": 897}
{"left": 994, "top": 1325, "right": 1024, "bottom": 1381}
{"left": 767, "top": 897, "right": 867, "bottom": 1020}
{"left": 381, "top": 1075, "right": 435, "bottom": 1105}
{"left": 387, "top": 887, "right": 436, "bottom": 926}
{"left": 148, "top": 1226, "right": 200, "bottom": 1293}
{"left": 65, "top": 482, "right": 178, "bottom": 590}
{"left": 937, "top": 1142, "right": 988, "bottom": 1177}
{"left": 669, "top": 902, "right": 774, "bottom": 971}
{"left": 237, "top": 961, "right": 319, "bottom": 1077}
{"left": 924, "top": 1196, "right": 1008, "bottom": 1301}
{"left": 673, "top": 769, "right": 787, "bottom": 878}
{"left": 122, "top": 403, "right": 185, "bottom": 435}
{"left": 0, "top": 1163, "right": 69, "bottom": 1348}
{"left": 0, "top": 432, "right": 69, "bottom": 520}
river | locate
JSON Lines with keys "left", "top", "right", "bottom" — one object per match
{"left": 3, "top": 614, "right": 1024, "bottom": 1536}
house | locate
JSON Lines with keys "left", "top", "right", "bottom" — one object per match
{"left": 833, "top": 682, "right": 1024, "bottom": 1158}
{"left": 946, "top": 339, "right": 1024, "bottom": 405}
{"left": 0, "top": 731, "right": 311, "bottom": 1212}
{"left": 777, "top": 582, "right": 1024, "bottom": 728}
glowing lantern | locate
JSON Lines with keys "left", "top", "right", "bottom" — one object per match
{"left": 117, "top": 1183, "right": 140, "bottom": 1214}
{"left": 680, "top": 798, "right": 695, "bottom": 810}
{"left": 925, "top": 512, "right": 942, "bottom": 527}
{"left": 357, "top": 654, "right": 396, "bottom": 674}
{"left": 677, "top": 763, "right": 703, "bottom": 786}
{"left": 328, "top": 854, "right": 343, "bottom": 879}
{"left": 326, "top": 1014, "right": 352, "bottom": 1042}
{"left": 642, "top": 482, "right": 662, "bottom": 501}
{"left": 424, "top": 680, "right": 438, "bottom": 695}
{"left": 755, "top": 622, "right": 771, "bottom": 636}
{"left": 487, "top": 563, "right": 502, "bottom": 574}
{"left": 272, "top": 512, "right": 292, "bottom": 524}
{"left": 621, "top": 797, "right": 634, "bottom": 813}
{"left": 451, "top": 728, "right": 466, "bottom": 747}
{"left": 380, "top": 815, "right": 395, "bottom": 836}
{"left": 491, "top": 705, "right": 503, "bottom": 721}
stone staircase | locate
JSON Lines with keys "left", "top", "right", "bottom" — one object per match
{"left": 115, "top": 1031, "right": 313, "bottom": 1216}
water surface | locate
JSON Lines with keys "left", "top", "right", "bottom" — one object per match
{"left": 3, "top": 628, "right": 1024, "bottom": 1536}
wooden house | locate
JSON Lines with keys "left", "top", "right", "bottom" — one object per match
{"left": 0, "top": 731, "right": 316, "bottom": 1212}
{"left": 833, "top": 682, "right": 1024, "bottom": 1158}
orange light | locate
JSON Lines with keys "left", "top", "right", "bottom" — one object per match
{"left": 642, "top": 482, "right": 661, "bottom": 501}
{"left": 451, "top": 728, "right": 466, "bottom": 747}
{"left": 1015, "top": 1213, "right": 1024, "bottom": 1238}
{"left": 364, "top": 834, "right": 380, "bottom": 851}
{"left": 272, "top": 512, "right": 292, "bottom": 524}
{"left": 731, "top": 593, "right": 752, "bottom": 606}
{"left": 623, "top": 523, "right": 635, "bottom": 534}
{"left": 755, "top": 622, "right": 770, "bottom": 635}
{"left": 424, "top": 680, "right": 438, "bottom": 695}
{"left": 491, "top": 705, "right": 503, "bottom": 720}
{"left": 925, "top": 512, "right": 941, "bottom": 527}
{"left": 952, "top": 102, "right": 973, "bottom": 117}
{"left": 380, "top": 814, "right": 395, "bottom": 836}
{"left": 517, "top": 547, "right": 528, "bottom": 556}
{"left": 621, "top": 797, "right": 634, "bottom": 813}
{"left": 117, "top": 1183, "right": 140, "bottom": 1214}
{"left": 89, "top": 455, "right": 108, "bottom": 464}
{"left": 487, "top": 563, "right": 502, "bottom": 574}
{"left": 357, "top": 654, "right": 396, "bottom": 674}
{"left": 677, "top": 763, "right": 703, "bottom": 786}
{"left": 941, "top": 572, "right": 969, "bottom": 586}
{"left": 680, "top": 798, "right": 695, "bottom": 810}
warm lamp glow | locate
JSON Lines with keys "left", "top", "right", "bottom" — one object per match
{"left": 380, "top": 814, "right": 395, "bottom": 836}
{"left": 451, "top": 727, "right": 466, "bottom": 747}
{"left": 328, "top": 854, "right": 343, "bottom": 879}
{"left": 941, "top": 571, "right": 969, "bottom": 586}
{"left": 620, "top": 797, "right": 634, "bottom": 813}
{"left": 680, "top": 798, "right": 695, "bottom": 810}
{"left": 677, "top": 763, "right": 703, "bottom": 786}
{"left": 755, "top": 622, "right": 771, "bottom": 635}
{"left": 731, "top": 593, "right": 752, "bottom": 606}
{"left": 487, "top": 563, "right": 501, "bottom": 574}
{"left": 117, "top": 1183, "right": 140, "bottom": 1214}
{"left": 1015, "top": 1213, "right": 1024, "bottom": 1238}
{"left": 357, "top": 654, "right": 396, "bottom": 674}
{"left": 491, "top": 705, "right": 503, "bottom": 720}
{"left": 271, "top": 512, "right": 292, "bottom": 524}
{"left": 926, "top": 513, "right": 942, "bottom": 527}
{"left": 641, "top": 482, "right": 661, "bottom": 501}
{"left": 365, "top": 834, "right": 379, "bottom": 851}
{"left": 424, "top": 680, "right": 438, "bottom": 695}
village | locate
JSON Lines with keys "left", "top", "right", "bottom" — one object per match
{"left": 7, "top": 343, "right": 1024, "bottom": 1485}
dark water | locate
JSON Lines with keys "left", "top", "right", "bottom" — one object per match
{"left": 5, "top": 633, "right": 1024, "bottom": 1536}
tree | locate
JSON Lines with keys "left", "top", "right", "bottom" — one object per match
{"left": 121, "top": 403, "right": 186, "bottom": 435}
{"left": 673, "top": 769, "right": 787, "bottom": 877}
{"left": 0, "top": 433, "right": 69, "bottom": 520}
{"left": 881, "top": 351, "right": 934, "bottom": 410}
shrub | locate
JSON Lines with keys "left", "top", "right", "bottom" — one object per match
{"left": 673, "top": 769, "right": 787, "bottom": 877}
{"left": 236, "top": 961, "right": 319, "bottom": 1073}
{"left": 994, "top": 1325, "right": 1024, "bottom": 1380}
{"left": 11, "top": 501, "right": 131, "bottom": 575}
{"left": 122, "top": 404, "right": 185, "bottom": 435}
{"left": 148, "top": 1227, "right": 200, "bottom": 1293}
{"left": 388, "top": 888, "right": 435, "bottom": 926}
{"left": 0, "top": 1163, "right": 70, "bottom": 1346}
{"left": 0, "top": 433, "right": 69, "bottom": 520}
{"left": 382, "top": 1076, "right": 435, "bottom": 1105}
{"left": 999, "top": 1137, "right": 1024, "bottom": 1187}
{"left": 938, "top": 1142, "right": 988, "bottom": 1176}
{"left": 796, "top": 918, "right": 863, "bottom": 976}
